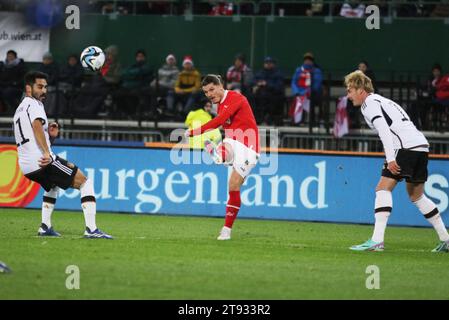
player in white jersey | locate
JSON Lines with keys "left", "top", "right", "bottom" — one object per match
{"left": 13, "top": 71, "right": 112, "bottom": 239}
{"left": 344, "top": 71, "right": 449, "bottom": 253}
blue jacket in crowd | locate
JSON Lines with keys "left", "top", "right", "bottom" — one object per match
{"left": 291, "top": 63, "right": 323, "bottom": 96}
{"left": 254, "top": 67, "right": 285, "bottom": 94}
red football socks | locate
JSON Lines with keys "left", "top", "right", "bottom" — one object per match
{"left": 225, "top": 191, "right": 241, "bottom": 228}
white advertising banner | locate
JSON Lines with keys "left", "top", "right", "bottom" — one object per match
{"left": 0, "top": 12, "right": 50, "bottom": 62}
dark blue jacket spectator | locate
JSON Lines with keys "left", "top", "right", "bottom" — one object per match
{"left": 0, "top": 50, "right": 26, "bottom": 113}
{"left": 253, "top": 56, "right": 285, "bottom": 125}
{"left": 0, "top": 50, "right": 26, "bottom": 88}
{"left": 122, "top": 50, "right": 153, "bottom": 89}
{"left": 59, "top": 54, "right": 84, "bottom": 89}
{"left": 37, "top": 52, "right": 59, "bottom": 86}
{"left": 254, "top": 56, "right": 284, "bottom": 95}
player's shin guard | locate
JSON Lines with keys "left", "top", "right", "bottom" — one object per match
{"left": 42, "top": 187, "right": 59, "bottom": 228}
{"left": 80, "top": 179, "right": 97, "bottom": 231}
{"left": 413, "top": 194, "right": 449, "bottom": 242}
{"left": 372, "top": 190, "right": 392, "bottom": 243}
{"left": 224, "top": 191, "right": 241, "bottom": 228}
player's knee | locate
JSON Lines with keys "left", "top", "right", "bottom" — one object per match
{"left": 409, "top": 193, "right": 423, "bottom": 203}
{"left": 229, "top": 178, "right": 242, "bottom": 191}
{"left": 72, "top": 170, "right": 86, "bottom": 189}
{"left": 67, "top": 162, "right": 75, "bottom": 169}
{"left": 229, "top": 182, "right": 240, "bottom": 191}
{"left": 230, "top": 185, "right": 240, "bottom": 192}
{"left": 375, "top": 184, "right": 394, "bottom": 192}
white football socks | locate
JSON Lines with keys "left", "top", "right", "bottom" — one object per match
{"left": 42, "top": 187, "right": 59, "bottom": 228}
{"left": 413, "top": 195, "right": 449, "bottom": 242}
{"left": 80, "top": 179, "right": 97, "bottom": 231}
{"left": 371, "top": 190, "right": 392, "bottom": 243}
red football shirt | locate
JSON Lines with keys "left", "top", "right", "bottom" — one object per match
{"left": 190, "top": 90, "right": 260, "bottom": 153}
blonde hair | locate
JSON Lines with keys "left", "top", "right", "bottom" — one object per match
{"left": 344, "top": 70, "right": 374, "bottom": 93}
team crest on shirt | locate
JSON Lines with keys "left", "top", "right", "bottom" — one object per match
{"left": 225, "top": 118, "right": 231, "bottom": 125}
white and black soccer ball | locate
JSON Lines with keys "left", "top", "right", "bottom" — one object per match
{"left": 80, "top": 46, "right": 105, "bottom": 72}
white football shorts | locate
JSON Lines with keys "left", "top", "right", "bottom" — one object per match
{"left": 222, "top": 138, "right": 259, "bottom": 179}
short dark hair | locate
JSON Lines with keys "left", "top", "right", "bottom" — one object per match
{"left": 24, "top": 71, "right": 48, "bottom": 87}
{"left": 235, "top": 53, "right": 245, "bottom": 63}
{"left": 201, "top": 74, "right": 223, "bottom": 87}
{"left": 136, "top": 49, "right": 146, "bottom": 57}
{"left": 7, "top": 50, "right": 17, "bottom": 58}
{"left": 432, "top": 63, "right": 442, "bottom": 72}
{"left": 199, "top": 96, "right": 210, "bottom": 105}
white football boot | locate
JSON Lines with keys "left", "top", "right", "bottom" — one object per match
{"left": 217, "top": 226, "right": 232, "bottom": 240}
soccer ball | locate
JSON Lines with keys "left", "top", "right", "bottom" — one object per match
{"left": 80, "top": 46, "right": 105, "bottom": 71}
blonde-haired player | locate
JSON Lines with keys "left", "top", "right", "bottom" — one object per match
{"left": 345, "top": 70, "right": 449, "bottom": 252}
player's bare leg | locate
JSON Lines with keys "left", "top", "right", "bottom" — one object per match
{"left": 407, "top": 182, "right": 449, "bottom": 252}
{"left": 350, "top": 177, "right": 397, "bottom": 251}
{"left": 206, "top": 140, "right": 242, "bottom": 240}
{"left": 71, "top": 167, "right": 113, "bottom": 239}
{"left": 218, "top": 169, "right": 244, "bottom": 240}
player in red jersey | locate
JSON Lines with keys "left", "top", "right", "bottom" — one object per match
{"left": 185, "top": 74, "right": 260, "bottom": 240}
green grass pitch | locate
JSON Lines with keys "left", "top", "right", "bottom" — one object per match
{"left": 0, "top": 208, "right": 448, "bottom": 299}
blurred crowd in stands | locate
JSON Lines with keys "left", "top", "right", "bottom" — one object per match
{"left": 1, "top": 0, "right": 448, "bottom": 18}
{"left": 1, "top": 47, "right": 448, "bottom": 134}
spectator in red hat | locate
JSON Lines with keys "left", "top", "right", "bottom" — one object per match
{"left": 152, "top": 54, "right": 179, "bottom": 93}
{"left": 168, "top": 55, "right": 202, "bottom": 118}
{"left": 151, "top": 54, "right": 180, "bottom": 116}
{"left": 209, "top": 2, "right": 233, "bottom": 16}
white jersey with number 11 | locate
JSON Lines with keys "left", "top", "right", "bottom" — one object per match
{"left": 13, "top": 96, "right": 52, "bottom": 175}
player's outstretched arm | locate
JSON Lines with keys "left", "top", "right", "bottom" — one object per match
{"left": 187, "top": 99, "right": 241, "bottom": 137}
{"left": 32, "top": 119, "right": 53, "bottom": 167}
{"left": 188, "top": 114, "right": 226, "bottom": 137}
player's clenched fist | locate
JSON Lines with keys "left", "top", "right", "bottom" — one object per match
{"left": 49, "top": 122, "right": 59, "bottom": 144}
{"left": 38, "top": 152, "right": 54, "bottom": 168}
{"left": 49, "top": 122, "right": 59, "bottom": 138}
{"left": 387, "top": 160, "right": 401, "bottom": 175}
